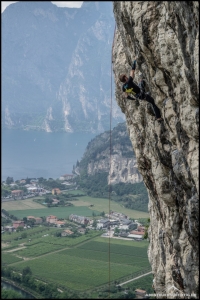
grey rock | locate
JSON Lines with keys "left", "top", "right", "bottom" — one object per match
{"left": 112, "top": 1, "right": 199, "bottom": 298}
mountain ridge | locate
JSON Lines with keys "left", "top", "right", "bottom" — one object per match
{"left": 2, "top": 1, "right": 124, "bottom": 133}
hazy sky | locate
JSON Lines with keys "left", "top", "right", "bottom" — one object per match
{"left": 1, "top": 1, "right": 83, "bottom": 13}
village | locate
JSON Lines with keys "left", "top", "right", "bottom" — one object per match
{"left": 2, "top": 175, "right": 147, "bottom": 241}
{"left": 2, "top": 210, "right": 146, "bottom": 241}
{"left": 1, "top": 174, "right": 75, "bottom": 201}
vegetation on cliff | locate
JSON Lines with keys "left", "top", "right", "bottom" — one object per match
{"left": 74, "top": 122, "right": 148, "bottom": 212}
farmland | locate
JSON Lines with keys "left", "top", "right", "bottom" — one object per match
{"left": 2, "top": 190, "right": 150, "bottom": 296}
{"left": 2, "top": 189, "right": 149, "bottom": 219}
{"left": 5, "top": 206, "right": 100, "bottom": 220}
{"left": 7, "top": 236, "right": 150, "bottom": 291}
{"left": 2, "top": 253, "right": 24, "bottom": 265}
{"left": 1, "top": 198, "right": 46, "bottom": 211}
{"left": 68, "top": 195, "right": 149, "bottom": 218}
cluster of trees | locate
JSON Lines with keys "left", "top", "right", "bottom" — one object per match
{"left": 1, "top": 289, "right": 24, "bottom": 299}
{"left": 2, "top": 209, "right": 18, "bottom": 221}
{"left": 1, "top": 266, "right": 80, "bottom": 299}
{"left": 37, "top": 178, "right": 66, "bottom": 190}
{"left": 76, "top": 172, "right": 109, "bottom": 197}
{"left": 76, "top": 171, "right": 148, "bottom": 212}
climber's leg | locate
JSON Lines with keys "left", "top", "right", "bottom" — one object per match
{"left": 138, "top": 79, "right": 146, "bottom": 92}
{"left": 144, "top": 93, "right": 162, "bottom": 120}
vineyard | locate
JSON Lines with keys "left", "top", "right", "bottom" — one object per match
{"left": 4, "top": 235, "right": 150, "bottom": 291}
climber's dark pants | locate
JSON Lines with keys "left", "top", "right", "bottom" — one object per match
{"left": 137, "top": 92, "right": 161, "bottom": 119}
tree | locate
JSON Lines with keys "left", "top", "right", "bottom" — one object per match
{"left": 6, "top": 177, "right": 14, "bottom": 184}
{"left": 114, "top": 227, "right": 120, "bottom": 235}
{"left": 93, "top": 219, "right": 97, "bottom": 229}
{"left": 45, "top": 196, "right": 53, "bottom": 204}
{"left": 16, "top": 226, "right": 24, "bottom": 232}
{"left": 54, "top": 231, "right": 61, "bottom": 237}
{"left": 22, "top": 266, "right": 32, "bottom": 276}
{"left": 23, "top": 217, "right": 27, "bottom": 223}
{"left": 1, "top": 289, "right": 23, "bottom": 299}
{"left": 25, "top": 177, "right": 31, "bottom": 184}
{"left": 21, "top": 232, "right": 27, "bottom": 239}
{"left": 27, "top": 219, "right": 35, "bottom": 227}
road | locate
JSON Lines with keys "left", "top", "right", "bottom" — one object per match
{"left": 117, "top": 271, "right": 152, "bottom": 286}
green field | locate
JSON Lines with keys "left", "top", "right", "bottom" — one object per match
{"left": 123, "top": 273, "right": 154, "bottom": 294}
{"left": 78, "top": 239, "right": 149, "bottom": 258}
{"left": 2, "top": 253, "right": 24, "bottom": 265}
{"left": 3, "top": 189, "right": 149, "bottom": 219}
{"left": 2, "top": 227, "right": 101, "bottom": 255}
{"left": 11, "top": 237, "right": 150, "bottom": 291}
{"left": 14, "top": 231, "right": 101, "bottom": 257}
{"left": 2, "top": 190, "right": 150, "bottom": 294}
{"left": 2, "top": 227, "right": 57, "bottom": 243}
{"left": 70, "top": 195, "right": 149, "bottom": 218}
{"left": 6, "top": 206, "right": 100, "bottom": 219}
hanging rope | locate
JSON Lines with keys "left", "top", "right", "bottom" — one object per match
{"left": 108, "top": 22, "right": 116, "bottom": 297}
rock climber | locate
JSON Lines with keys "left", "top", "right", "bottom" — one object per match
{"left": 119, "top": 58, "right": 163, "bottom": 122}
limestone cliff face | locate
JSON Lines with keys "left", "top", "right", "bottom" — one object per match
{"left": 87, "top": 146, "right": 142, "bottom": 185}
{"left": 76, "top": 122, "right": 142, "bottom": 185}
{"left": 112, "top": 2, "right": 199, "bottom": 298}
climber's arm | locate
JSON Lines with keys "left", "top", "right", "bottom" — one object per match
{"left": 130, "top": 69, "right": 135, "bottom": 79}
{"left": 130, "top": 58, "right": 137, "bottom": 79}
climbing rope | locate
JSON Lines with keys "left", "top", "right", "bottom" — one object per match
{"left": 108, "top": 22, "right": 116, "bottom": 296}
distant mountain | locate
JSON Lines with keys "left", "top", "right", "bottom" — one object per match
{"left": 2, "top": 1, "right": 124, "bottom": 133}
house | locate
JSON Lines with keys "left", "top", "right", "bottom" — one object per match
{"left": 120, "top": 218, "right": 132, "bottom": 225}
{"left": 27, "top": 216, "right": 35, "bottom": 222}
{"left": 138, "top": 226, "right": 145, "bottom": 232}
{"left": 128, "top": 222, "right": 138, "bottom": 230}
{"left": 27, "top": 186, "right": 43, "bottom": 193}
{"left": 59, "top": 174, "right": 74, "bottom": 181}
{"left": 128, "top": 231, "right": 143, "bottom": 240}
{"left": 10, "top": 183, "right": 17, "bottom": 187}
{"left": 52, "top": 199, "right": 60, "bottom": 204}
{"left": 4, "top": 226, "right": 15, "bottom": 232}
{"left": 110, "top": 211, "right": 127, "bottom": 219}
{"left": 34, "top": 217, "right": 42, "bottom": 224}
{"left": 55, "top": 221, "right": 65, "bottom": 227}
{"left": 135, "top": 289, "right": 147, "bottom": 299}
{"left": 61, "top": 229, "right": 73, "bottom": 236}
{"left": 130, "top": 230, "right": 145, "bottom": 235}
{"left": 97, "top": 219, "right": 110, "bottom": 229}
{"left": 69, "top": 214, "right": 90, "bottom": 225}
{"left": 12, "top": 221, "right": 25, "bottom": 229}
{"left": 52, "top": 188, "right": 61, "bottom": 195}
{"left": 11, "top": 190, "right": 23, "bottom": 197}
{"left": 46, "top": 215, "right": 58, "bottom": 224}
{"left": 109, "top": 219, "right": 119, "bottom": 226}
{"left": 78, "top": 227, "right": 86, "bottom": 234}
{"left": 30, "top": 178, "right": 38, "bottom": 183}
{"left": 119, "top": 224, "right": 129, "bottom": 230}
{"left": 20, "top": 179, "right": 26, "bottom": 184}
{"left": 119, "top": 231, "right": 129, "bottom": 237}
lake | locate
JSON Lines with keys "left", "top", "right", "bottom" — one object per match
{"left": 1, "top": 129, "right": 96, "bottom": 181}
